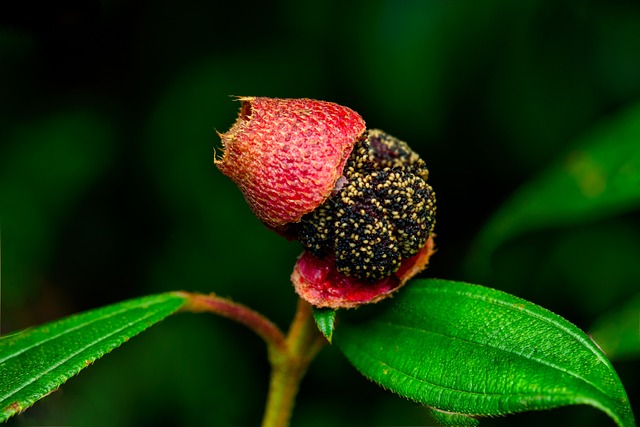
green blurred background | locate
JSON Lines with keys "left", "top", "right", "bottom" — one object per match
{"left": 1, "top": 1, "right": 638, "bottom": 426}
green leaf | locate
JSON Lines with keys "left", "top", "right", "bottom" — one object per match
{"left": 589, "top": 293, "right": 640, "bottom": 361}
{"left": 334, "top": 279, "right": 636, "bottom": 427}
{"left": 428, "top": 408, "right": 479, "bottom": 427}
{"left": 0, "top": 292, "right": 187, "bottom": 422}
{"left": 313, "top": 307, "right": 337, "bottom": 344}
{"left": 468, "top": 103, "right": 640, "bottom": 274}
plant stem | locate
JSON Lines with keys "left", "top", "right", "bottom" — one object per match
{"left": 262, "top": 298, "right": 325, "bottom": 427}
{"left": 178, "top": 292, "right": 287, "bottom": 354}
{"left": 178, "top": 292, "right": 326, "bottom": 427}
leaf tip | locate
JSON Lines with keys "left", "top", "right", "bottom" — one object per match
{"left": 312, "top": 307, "right": 337, "bottom": 343}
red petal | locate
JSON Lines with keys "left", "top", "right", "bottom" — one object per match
{"left": 291, "top": 236, "right": 436, "bottom": 308}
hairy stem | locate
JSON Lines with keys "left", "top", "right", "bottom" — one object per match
{"left": 178, "top": 292, "right": 325, "bottom": 427}
{"left": 262, "top": 298, "right": 325, "bottom": 427}
{"left": 178, "top": 292, "right": 287, "bottom": 353}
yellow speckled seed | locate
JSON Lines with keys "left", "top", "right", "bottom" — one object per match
{"left": 295, "top": 130, "right": 436, "bottom": 280}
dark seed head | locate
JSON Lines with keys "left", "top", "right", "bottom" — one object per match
{"left": 294, "top": 129, "right": 436, "bottom": 281}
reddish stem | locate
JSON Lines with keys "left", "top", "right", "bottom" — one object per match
{"left": 177, "top": 291, "right": 325, "bottom": 427}
{"left": 177, "top": 291, "right": 287, "bottom": 353}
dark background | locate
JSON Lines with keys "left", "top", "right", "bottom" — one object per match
{"left": 1, "top": 1, "right": 638, "bottom": 426}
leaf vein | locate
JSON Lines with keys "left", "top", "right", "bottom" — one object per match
{"left": 0, "top": 296, "right": 168, "bottom": 365}
{"left": 0, "top": 306, "right": 162, "bottom": 404}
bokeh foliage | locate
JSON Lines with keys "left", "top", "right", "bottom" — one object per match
{"left": 1, "top": 1, "right": 638, "bottom": 426}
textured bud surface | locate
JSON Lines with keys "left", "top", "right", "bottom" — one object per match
{"left": 215, "top": 97, "right": 366, "bottom": 229}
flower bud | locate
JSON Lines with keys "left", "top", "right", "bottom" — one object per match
{"left": 215, "top": 97, "right": 366, "bottom": 230}
{"left": 215, "top": 97, "right": 436, "bottom": 308}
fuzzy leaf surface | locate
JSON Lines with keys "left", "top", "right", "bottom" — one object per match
{"left": 0, "top": 292, "right": 187, "bottom": 422}
{"left": 334, "top": 279, "right": 635, "bottom": 427}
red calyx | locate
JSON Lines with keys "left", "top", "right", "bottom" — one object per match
{"left": 292, "top": 236, "right": 435, "bottom": 309}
